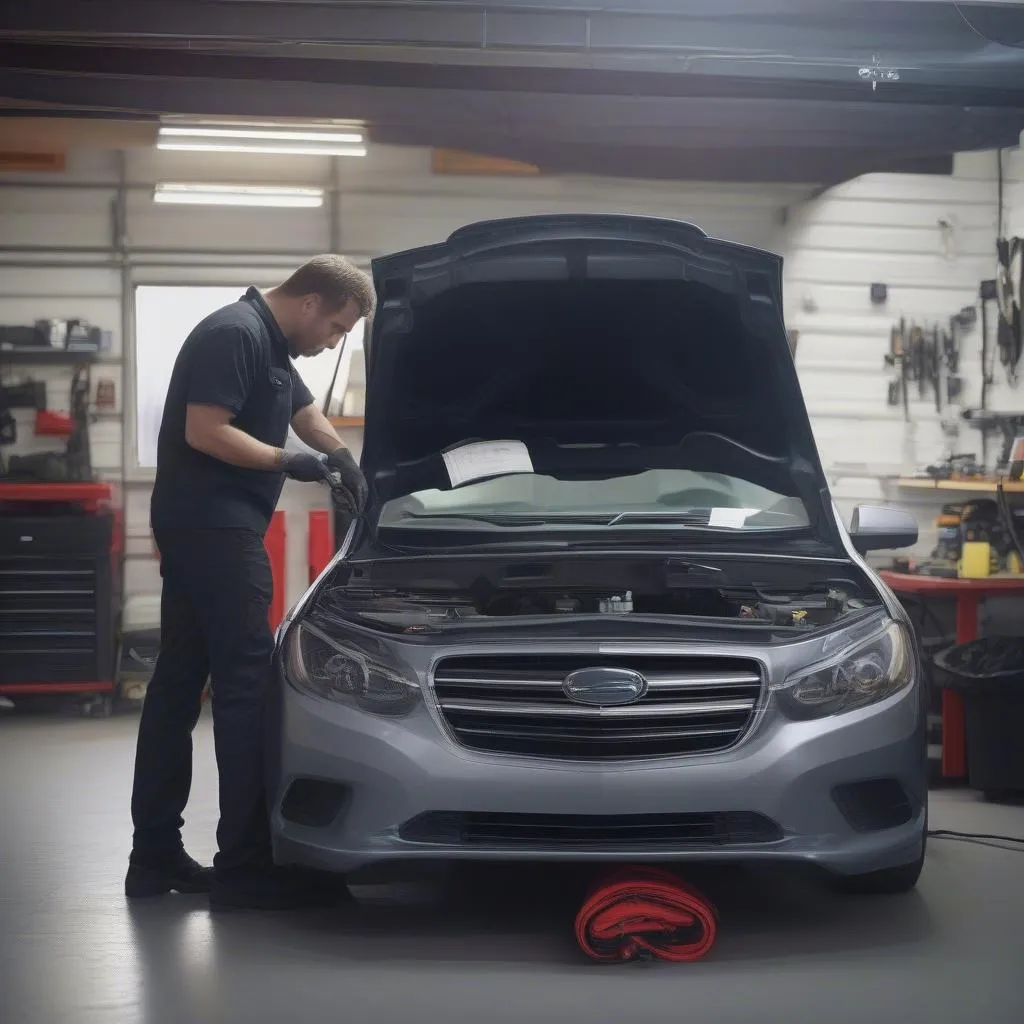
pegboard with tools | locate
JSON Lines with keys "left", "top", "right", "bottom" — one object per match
{"left": 884, "top": 307, "right": 974, "bottom": 417}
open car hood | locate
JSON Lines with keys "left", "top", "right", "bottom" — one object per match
{"left": 362, "top": 215, "right": 841, "bottom": 546}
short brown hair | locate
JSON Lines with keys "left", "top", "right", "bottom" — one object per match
{"left": 279, "top": 255, "right": 375, "bottom": 318}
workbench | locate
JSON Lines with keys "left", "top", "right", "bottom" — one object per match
{"left": 879, "top": 570, "right": 1024, "bottom": 780}
{"left": 896, "top": 477, "right": 1024, "bottom": 494}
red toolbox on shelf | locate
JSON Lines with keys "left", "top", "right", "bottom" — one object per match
{"left": 0, "top": 483, "right": 121, "bottom": 697}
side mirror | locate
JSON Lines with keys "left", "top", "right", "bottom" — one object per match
{"left": 849, "top": 505, "right": 918, "bottom": 554}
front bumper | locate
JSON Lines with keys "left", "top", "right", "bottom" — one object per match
{"left": 269, "top": 665, "right": 927, "bottom": 877}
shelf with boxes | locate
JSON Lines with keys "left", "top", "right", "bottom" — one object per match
{"left": 1, "top": 317, "right": 119, "bottom": 484}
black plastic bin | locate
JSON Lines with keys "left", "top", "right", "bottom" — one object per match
{"left": 933, "top": 637, "right": 1024, "bottom": 798}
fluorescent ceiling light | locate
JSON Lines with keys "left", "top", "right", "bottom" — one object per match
{"left": 158, "top": 141, "right": 367, "bottom": 157}
{"left": 157, "top": 121, "right": 366, "bottom": 157}
{"left": 161, "top": 126, "right": 363, "bottom": 144}
{"left": 153, "top": 183, "right": 324, "bottom": 208}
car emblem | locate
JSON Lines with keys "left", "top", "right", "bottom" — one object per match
{"left": 562, "top": 667, "right": 648, "bottom": 707}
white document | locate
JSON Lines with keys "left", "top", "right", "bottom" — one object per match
{"left": 707, "top": 507, "right": 758, "bottom": 529}
{"left": 441, "top": 440, "right": 534, "bottom": 487}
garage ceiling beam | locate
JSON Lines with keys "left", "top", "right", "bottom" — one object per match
{"left": 0, "top": 1, "right": 1021, "bottom": 185}
{"left": 0, "top": 0, "right": 1015, "bottom": 56}
{"left": 0, "top": 45, "right": 1018, "bottom": 154}
{"left": 0, "top": 62, "right": 1009, "bottom": 183}
{"left": 1, "top": 39, "right": 1023, "bottom": 108}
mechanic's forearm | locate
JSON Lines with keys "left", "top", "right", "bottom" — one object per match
{"left": 292, "top": 406, "right": 346, "bottom": 455}
{"left": 186, "top": 421, "right": 285, "bottom": 471}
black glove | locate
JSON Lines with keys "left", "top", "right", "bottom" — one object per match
{"left": 280, "top": 451, "right": 327, "bottom": 483}
{"left": 325, "top": 447, "right": 369, "bottom": 511}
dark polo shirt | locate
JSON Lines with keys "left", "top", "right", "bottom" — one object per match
{"left": 150, "top": 287, "right": 314, "bottom": 535}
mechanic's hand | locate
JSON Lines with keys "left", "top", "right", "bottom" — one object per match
{"left": 325, "top": 447, "right": 369, "bottom": 511}
{"left": 280, "top": 451, "right": 327, "bottom": 483}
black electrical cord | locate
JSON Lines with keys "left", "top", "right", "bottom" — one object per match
{"left": 895, "top": 592, "right": 953, "bottom": 648}
{"left": 997, "top": 148, "right": 1004, "bottom": 241}
{"left": 953, "top": 1, "right": 1024, "bottom": 50}
{"left": 928, "top": 827, "right": 1024, "bottom": 850}
{"left": 996, "top": 477, "right": 1024, "bottom": 569}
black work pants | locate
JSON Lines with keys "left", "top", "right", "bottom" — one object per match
{"left": 130, "top": 527, "right": 275, "bottom": 874}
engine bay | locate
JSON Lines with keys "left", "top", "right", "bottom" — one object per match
{"left": 313, "top": 552, "right": 880, "bottom": 634}
{"left": 452, "top": 586, "right": 871, "bottom": 625}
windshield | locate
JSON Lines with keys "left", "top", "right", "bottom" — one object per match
{"left": 379, "top": 469, "right": 810, "bottom": 533}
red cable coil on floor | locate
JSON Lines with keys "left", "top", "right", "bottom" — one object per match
{"left": 574, "top": 866, "right": 718, "bottom": 963}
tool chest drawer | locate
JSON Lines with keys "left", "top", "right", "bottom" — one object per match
{"left": 0, "top": 515, "right": 112, "bottom": 556}
{"left": 0, "top": 510, "right": 116, "bottom": 687}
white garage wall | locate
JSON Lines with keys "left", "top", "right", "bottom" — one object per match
{"left": 0, "top": 142, "right": 1021, "bottom": 612}
{"left": 784, "top": 148, "right": 1024, "bottom": 553}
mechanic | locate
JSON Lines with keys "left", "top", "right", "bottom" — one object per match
{"left": 125, "top": 255, "right": 375, "bottom": 911}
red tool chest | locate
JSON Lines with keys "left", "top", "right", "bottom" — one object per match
{"left": 0, "top": 483, "right": 121, "bottom": 699}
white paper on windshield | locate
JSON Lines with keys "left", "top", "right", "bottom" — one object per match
{"left": 708, "top": 507, "right": 759, "bottom": 529}
{"left": 441, "top": 440, "right": 534, "bottom": 487}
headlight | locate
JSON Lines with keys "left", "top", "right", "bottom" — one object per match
{"left": 284, "top": 622, "right": 421, "bottom": 717}
{"left": 775, "top": 620, "right": 913, "bottom": 720}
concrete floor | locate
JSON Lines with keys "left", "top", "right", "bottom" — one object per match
{"left": 1, "top": 711, "right": 1022, "bottom": 1024}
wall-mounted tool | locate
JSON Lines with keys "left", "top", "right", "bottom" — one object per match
{"left": 962, "top": 409, "right": 1024, "bottom": 477}
{"left": 65, "top": 365, "right": 92, "bottom": 480}
{"left": 943, "top": 330, "right": 963, "bottom": 402}
{"left": 884, "top": 317, "right": 954, "bottom": 415}
{"left": 943, "top": 310, "right": 970, "bottom": 403}
{"left": 0, "top": 378, "right": 47, "bottom": 449}
{"left": 95, "top": 377, "right": 116, "bottom": 410}
{"left": 955, "top": 305, "right": 977, "bottom": 330}
{"left": 980, "top": 279, "right": 999, "bottom": 410}
{"left": 907, "top": 324, "right": 926, "bottom": 402}
{"left": 995, "top": 237, "right": 1023, "bottom": 386}
{"left": 884, "top": 319, "right": 910, "bottom": 417}
{"left": 2, "top": 367, "right": 92, "bottom": 482}
{"left": 925, "top": 325, "right": 943, "bottom": 412}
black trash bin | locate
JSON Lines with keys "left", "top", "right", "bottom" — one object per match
{"left": 933, "top": 637, "right": 1024, "bottom": 799}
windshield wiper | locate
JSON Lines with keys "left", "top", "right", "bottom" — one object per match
{"left": 401, "top": 512, "right": 555, "bottom": 527}
{"left": 400, "top": 509, "right": 803, "bottom": 529}
{"left": 605, "top": 510, "right": 711, "bottom": 526}
{"left": 400, "top": 506, "right": 718, "bottom": 527}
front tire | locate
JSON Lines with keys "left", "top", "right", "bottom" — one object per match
{"left": 831, "top": 832, "right": 927, "bottom": 895}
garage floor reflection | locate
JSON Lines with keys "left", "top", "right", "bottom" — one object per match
{"left": 2, "top": 712, "right": 1022, "bottom": 1024}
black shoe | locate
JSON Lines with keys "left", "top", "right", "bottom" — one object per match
{"left": 209, "top": 866, "right": 345, "bottom": 912}
{"left": 125, "top": 851, "right": 213, "bottom": 898}
{"left": 283, "top": 866, "right": 355, "bottom": 907}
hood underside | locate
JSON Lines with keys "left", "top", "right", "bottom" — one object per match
{"left": 363, "top": 215, "right": 831, "bottom": 535}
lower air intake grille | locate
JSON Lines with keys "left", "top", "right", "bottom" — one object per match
{"left": 400, "top": 811, "right": 783, "bottom": 849}
{"left": 279, "top": 779, "right": 351, "bottom": 828}
{"left": 832, "top": 779, "right": 915, "bottom": 833}
{"left": 432, "top": 652, "right": 764, "bottom": 759}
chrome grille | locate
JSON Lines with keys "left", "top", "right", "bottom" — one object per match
{"left": 432, "top": 653, "right": 764, "bottom": 760}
